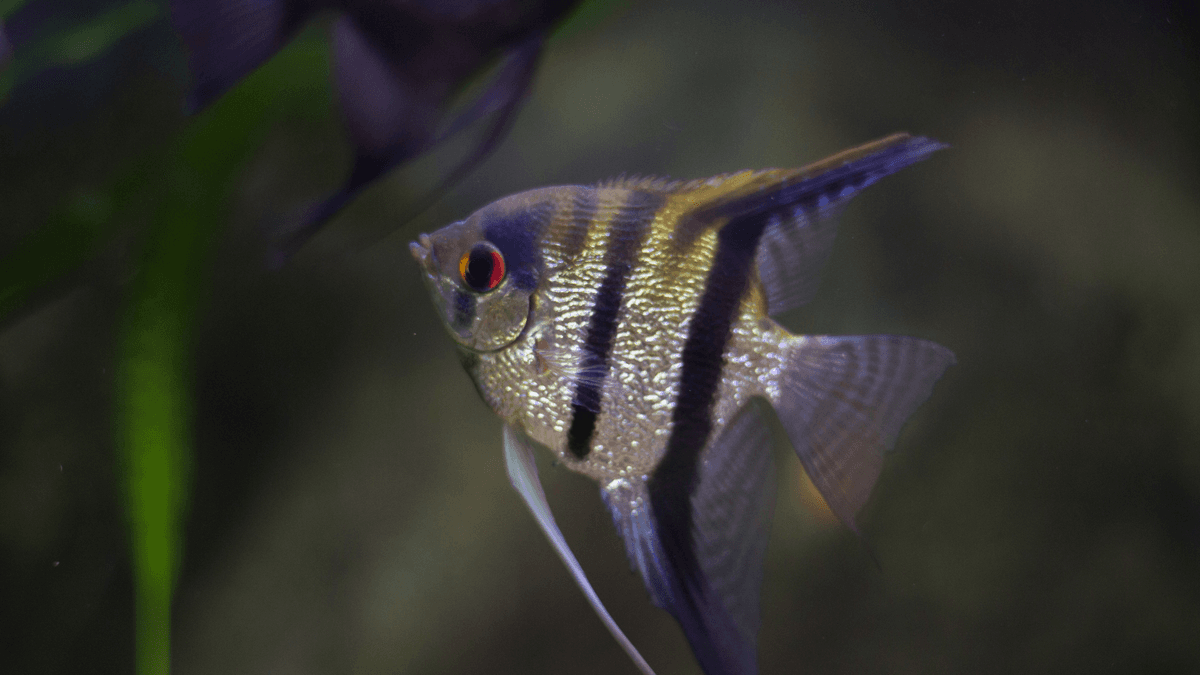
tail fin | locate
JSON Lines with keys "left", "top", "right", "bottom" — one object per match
{"left": 171, "top": 0, "right": 306, "bottom": 111}
{"left": 771, "top": 334, "right": 954, "bottom": 532}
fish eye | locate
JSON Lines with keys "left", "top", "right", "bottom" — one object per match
{"left": 459, "top": 242, "right": 506, "bottom": 292}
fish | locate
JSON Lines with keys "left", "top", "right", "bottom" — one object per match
{"left": 410, "top": 133, "right": 956, "bottom": 675}
{"left": 170, "top": 0, "right": 583, "bottom": 261}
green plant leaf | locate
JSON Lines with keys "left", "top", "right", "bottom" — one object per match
{"left": 114, "top": 33, "right": 330, "bottom": 675}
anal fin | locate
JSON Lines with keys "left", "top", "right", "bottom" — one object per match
{"left": 606, "top": 400, "right": 776, "bottom": 675}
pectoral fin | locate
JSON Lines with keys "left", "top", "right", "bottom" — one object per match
{"left": 502, "top": 425, "right": 656, "bottom": 675}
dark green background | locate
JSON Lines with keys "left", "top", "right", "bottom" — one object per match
{"left": 2, "top": 0, "right": 1197, "bottom": 673}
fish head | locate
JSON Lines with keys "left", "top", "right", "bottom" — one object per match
{"left": 411, "top": 191, "right": 559, "bottom": 352}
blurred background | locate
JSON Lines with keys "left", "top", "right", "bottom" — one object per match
{"left": 2, "top": 0, "right": 1198, "bottom": 673}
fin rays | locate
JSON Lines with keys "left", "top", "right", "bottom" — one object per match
{"left": 774, "top": 335, "right": 956, "bottom": 531}
{"left": 172, "top": 0, "right": 576, "bottom": 261}
{"left": 503, "top": 425, "right": 657, "bottom": 675}
{"left": 642, "top": 134, "right": 945, "bottom": 314}
{"left": 451, "top": 134, "right": 954, "bottom": 675}
{"left": 606, "top": 402, "right": 776, "bottom": 675}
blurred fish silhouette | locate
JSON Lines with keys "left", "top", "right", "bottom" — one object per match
{"left": 0, "top": 19, "right": 11, "bottom": 71}
{"left": 411, "top": 133, "right": 956, "bottom": 675}
{"left": 170, "top": 0, "right": 583, "bottom": 261}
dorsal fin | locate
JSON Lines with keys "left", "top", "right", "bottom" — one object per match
{"left": 591, "top": 135, "right": 945, "bottom": 314}
{"left": 596, "top": 174, "right": 686, "bottom": 192}
{"left": 656, "top": 134, "right": 945, "bottom": 314}
{"left": 683, "top": 134, "right": 943, "bottom": 218}
{"left": 596, "top": 171, "right": 765, "bottom": 194}
{"left": 595, "top": 135, "right": 940, "bottom": 314}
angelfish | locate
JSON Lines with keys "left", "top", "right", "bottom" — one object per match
{"left": 410, "top": 134, "right": 956, "bottom": 675}
{"left": 170, "top": 0, "right": 582, "bottom": 260}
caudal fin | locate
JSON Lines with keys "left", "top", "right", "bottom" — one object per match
{"left": 772, "top": 335, "right": 954, "bottom": 532}
{"left": 171, "top": 0, "right": 306, "bottom": 111}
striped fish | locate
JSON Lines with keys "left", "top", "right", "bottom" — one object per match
{"left": 411, "top": 133, "right": 955, "bottom": 675}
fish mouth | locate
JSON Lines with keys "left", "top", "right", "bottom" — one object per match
{"left": 409, "top": 233, "right": 434, "bottom": 268}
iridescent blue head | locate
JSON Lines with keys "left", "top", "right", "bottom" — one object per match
{"left": 410, "top": 189, "right": 559, "bottom": 352}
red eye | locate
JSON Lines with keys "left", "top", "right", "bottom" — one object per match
{"left": 459, "top": 243, "right": 506, "bottom": 292}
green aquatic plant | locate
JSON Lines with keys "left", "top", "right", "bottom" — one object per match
{"left": 0, "top": 2, "right": 623, "bottom": 671}
{"left": 117, "top": 38, "right": 330, "bottom": 675}
{"left": 3, "top": 24, "right": 330, "bottom": 673}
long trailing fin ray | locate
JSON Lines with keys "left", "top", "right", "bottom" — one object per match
{"left": 773, "top": 335, "right": 955, "bottom": 531}
{"left": 752, "top": 134, "right": 946, "bottom": 314}
{"left": 171, "top": 0, "right": 304, "bottom": 112}
{"left": 702, "top": 134, "right": 946, "bottom": 223}
{"left": 604, "top": 402, "right": 776, "bottom": 675}
{"left": 502, "top": 425, "right": 656, "bottom": 675}
{"left": 639, "top": 134, "right": 943, "bottom": 314}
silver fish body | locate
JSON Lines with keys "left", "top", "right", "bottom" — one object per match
{"left": 412, "top": 133, "right": 955, "bottom": 675}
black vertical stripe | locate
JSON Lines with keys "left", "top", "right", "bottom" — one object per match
{"left": 647, "top": 209, "right": 772, "bottom": 634}
{"left": 451, "top": 291, "right": 475, "bottom": 331}
{"left": 560, "top": 188, "right": 597, "bottom": 262}
{"left": 565, "top": 191, "right": 662, "bottom": 459}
